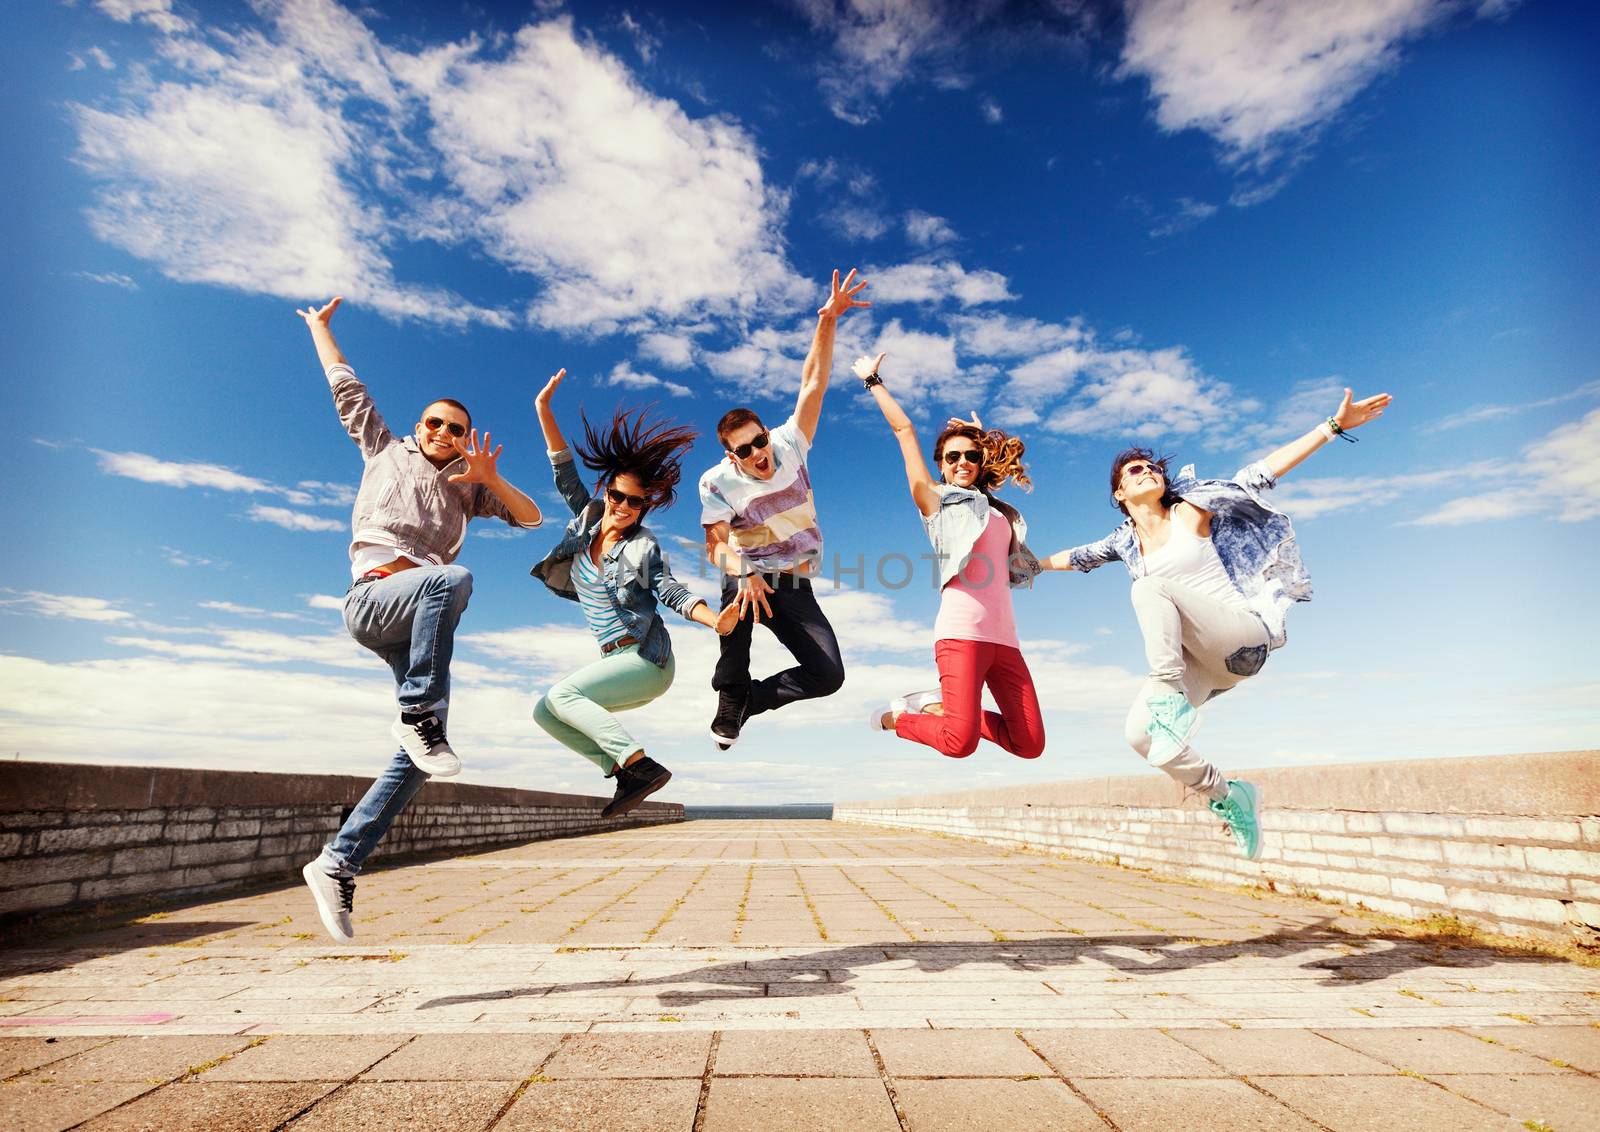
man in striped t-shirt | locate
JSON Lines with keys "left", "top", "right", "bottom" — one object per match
{"left": 700, "top": 268, "right": 871, "bottom": 750}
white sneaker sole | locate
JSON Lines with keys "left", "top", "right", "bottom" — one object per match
{"left": 710, "top": 726, "right": 739, "bottom": 751}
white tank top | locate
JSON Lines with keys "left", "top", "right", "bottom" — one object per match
{"left": 1141, "top": 522, "right": 1247, "bottom": 610}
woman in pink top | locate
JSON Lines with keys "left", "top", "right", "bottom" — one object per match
{"left": 859, "top": 353, "right": 1046, "bottom": 760}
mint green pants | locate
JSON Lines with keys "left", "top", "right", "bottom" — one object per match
{"left": 532, "top": 645, "right": 675, "bottom": 776}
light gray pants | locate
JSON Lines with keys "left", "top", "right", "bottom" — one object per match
{"left": 1123, "top": 575, "right": 1270, "bottom": 801}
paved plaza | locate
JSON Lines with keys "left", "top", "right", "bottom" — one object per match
{"left": 3, "top": 819, "right": 1598, "bottom": 1129}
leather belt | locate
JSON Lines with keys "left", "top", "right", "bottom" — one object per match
{"left": 600, "top": 635, "right": 639, "bottom": 654}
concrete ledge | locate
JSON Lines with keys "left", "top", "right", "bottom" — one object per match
{"left": 0, "top": 762, "right": 681, "bottom": 923}
{"left": 837, "top": 751, "right": 1600, "bottom": 946}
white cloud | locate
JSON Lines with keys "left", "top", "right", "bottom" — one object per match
{"left": 603, "top": 361, "right": 692, "bottom": 399}
{"left": 1148, "top": 196, "right": 1217, "bottom": 238}
{"left": 198, "top": 600, "right": 312, "bottom": 622}
{"left": 638, "top": 331, "right": 696, "bottom": 370}
{"left": 74, "top": 270, "right": 138, "bottom": 289}
{"left": 399, "top": 17, "right": 804, "bottom": 331}
{"left": 306, "top": 594, "right": 347, "bottom": 611}
{"left": 93, "top": 449, "right": 276, "bottom": 494}
{"left": 248, "top": 504, "right": 346, "bottom": 533}
{"left": 96, "top": 0, "right": 189, "bottom": 35}
{"left": 869, "top": 320, "right": 964, "bottom": 409}
{"left": 835, "top": 204, "right": 892, "bottom": 241}
{"left": 904, "top": 210, "right": 957, "bottom": 248}
{"left": 0, "top": 590, "right": 134, "bottom": 623}
{"left": 1041, "top": 346, "right": 1231, "bottom": 437}
{"left": 950, "top": 312, "right": 1086, "bottom": 359}
{"left": 1422, "top": 380, "right": 1600, "bottom": 433}
{"left": 1117, "top": 0, "right": 1496, "bottom": 166}
{"left": 791, "top": 0, "right": 1004, "bottom": 124}
{"left": 160, "top": 546, "right": 219, "bottom": 569}
{"left": 979, "top": 95, "right": 1003, "bottom": 123}
{"left": 868, "top": 261, "right": 1015, "bottom": 307}
{"left": 1408, "top": 408, "right": 1600, "bottom": 526}
{"left": 73, "top": 3, "right": 801, "bottom": 333}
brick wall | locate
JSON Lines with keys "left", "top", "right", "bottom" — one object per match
{"left": 836, "top": 751, "right": 1599, "bottom": 945}
{"left": 0, "top": 762, "right": 681, "bottom": 923}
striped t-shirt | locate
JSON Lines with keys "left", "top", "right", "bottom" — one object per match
{"left": 698, "top": 416, "right": 822, "bottom": 573}
{"left": 573, "top": 547, "right": 629, "bottom": 647}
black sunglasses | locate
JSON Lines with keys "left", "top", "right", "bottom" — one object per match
{"left": 942, "top": 449, "right": 982, "bottom": 466}
{"left": 423, "top": 416, "right": 468, "bottom": 438}
{"left": 728, "top": 431, "right": 770, "bottom": 460}
{"left": 1122, "top": 462, "right": 1163, "bottom": 479}
{"left": 606, "top": 487, "right": 647, "bottom": 509}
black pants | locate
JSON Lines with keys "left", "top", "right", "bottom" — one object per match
{"left": 712, "top": 572, "right": 845, "bottom": 717}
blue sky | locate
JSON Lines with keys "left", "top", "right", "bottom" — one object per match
{"left": 2, "top": 0, "right": 1596, "bottom": 803}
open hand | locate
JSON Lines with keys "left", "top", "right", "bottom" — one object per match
{"left": 737, "top": 572, "right": 774, "bottom": 623}
{"left": 295, "top": 296, "right": 342, "bottom": 329}
{"left": 1332, "top": 388, "right": 1392, "bottom": 433}
{"left": 447, "top": 429, "right": 503, "bottom": 484}
{"left": 714, "top": 602, "right": 742, "bottom": 636}
{"left": 946, "top": 410, "right": 984, "bottom": 432}
{"left": 818, "top": 268, "right": 871, "bottom": 320}
{"left": 852, "top": 352, "right": 887, "bottom": 381}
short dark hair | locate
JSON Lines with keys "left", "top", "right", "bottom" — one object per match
{"left": 424, "top": 397, "right": 472, "bottom": 429}
{"left": 1109, "top": 447, "right": 1180, "bottom": 516}
{"left": 716, "top": 408, "right": 764, "bottom": 447}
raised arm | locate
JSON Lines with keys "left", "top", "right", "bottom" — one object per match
{"left": 794, "top": 268, "right": 871, "bottom": 443}
{"left": 858, "top": 353, "right": 940, "bottom": 518}
{"left": 1260, "top": 387, "right": 1393, "bottom": 480}
{"left": 533, "top": 368, "right": 591, "bottom": 515}
{"left": 297, "top": 296, "right": 392, "bottom": 458}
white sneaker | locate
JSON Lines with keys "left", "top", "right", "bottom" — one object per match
{"left": 870, "top": 697, "right": 908, "bottom": 731}
{"left": 392, "top": 713, "right": 462, "bottom": 777}
{"left": 302, "top": 861, "right": 355, "bottom": 942}
{"left": 902, "top": 689, "right": 943, "bottom": 714}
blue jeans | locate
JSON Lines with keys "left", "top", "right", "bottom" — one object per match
{"left": 317, "top": 565, "right": 472, "bottom": 877}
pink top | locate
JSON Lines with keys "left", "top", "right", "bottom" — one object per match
{"left": 932, "top": 510, "right": 1020, "bottom": 647}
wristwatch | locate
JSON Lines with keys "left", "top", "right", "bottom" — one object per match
{"left": 861, "top": 372, "right": 883, "bottom": 389}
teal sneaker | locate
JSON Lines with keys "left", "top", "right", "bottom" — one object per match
{"left": 1209, "top": 779, "right": 1263, "bottom": 861}
{"left": 1145, "top": 692, "right": 1199, "bottom": 764}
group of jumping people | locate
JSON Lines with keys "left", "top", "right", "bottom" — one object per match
{"left": 294, "top": 269, "right": 1391, "bottom": 944}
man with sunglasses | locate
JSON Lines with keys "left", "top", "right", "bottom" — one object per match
{"left": 699, "top": 268, "right": 871, "bottom": 750}
{"left": 294, "top": 296, "right": 543, "bottom": 942}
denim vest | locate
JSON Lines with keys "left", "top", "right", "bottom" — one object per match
{"left": 923, "top": 485, "right": 1042, "bottom": 590}
{"left": 530, "top": 450, "right": 704, "bottom": 669}
{"left": 1064, "top": 460, "right": 1310, "bottom": 651}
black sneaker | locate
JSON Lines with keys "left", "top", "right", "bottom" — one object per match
{"left": 602, "top": 757, "right": 672, "bottom": 819}
{"left": 710, "top": 689, "right": 749, "bottom": 751}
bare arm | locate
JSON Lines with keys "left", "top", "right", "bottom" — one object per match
{"left": 1262, "top": 387, "right": 1393, "bottom": 480}
{"left": 794, "top": 268, "right": 871, "bottom": 443}
{"left": 448, "top": 430, "right": 542, "bottom": 527}
{"left": 858, "top": 354, "right": 940, "bottom": 518}
{"left": 534, "top": 368, "right": 570, "bottom": 453}
{"left": 297, "top": 296, "right": 348, "bottom": 371}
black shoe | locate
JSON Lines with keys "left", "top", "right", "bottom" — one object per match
{"left": 710, "top": 689, "right": 749, "bottom": 751}
{"left": 602, "top": 757, "right": 672, "bottom": 819}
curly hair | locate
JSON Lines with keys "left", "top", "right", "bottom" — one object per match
{"left": 577, "top": 407, "right": 698, "bottom": 524}
{"left": 933, "top": 422, "right": 1033, "bottom": 495}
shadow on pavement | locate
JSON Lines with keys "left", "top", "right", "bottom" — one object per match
{"left": 421, "top": 916, "right": 1572, "bottom": 1010}
{"left": 0, "top": 920, "right": 257, "bottom": 975}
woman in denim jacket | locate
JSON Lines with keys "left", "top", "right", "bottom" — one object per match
{"left": 859, "top": 353, "right": 1047, "bottom": 761}
{"left": 531, "top": 369, "right": 738, "bottom": 818}
{"left": 1039, "top": 387, "right": 1393, "bottom": 859}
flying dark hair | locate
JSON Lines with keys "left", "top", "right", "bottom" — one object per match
{"left": 423, "top": 397, "right": 471, "bottom": 429}
{"left": 577, "top": 407, "right": 698, "bottom": 527}
{"left": 933, "top": 422, "right": 1033, "bottom": 495}
{"left": 1109, "top": 447, "right": 1182, "bottom": 516}
{"left": 716, "top": 407, "right": 764, "bottom": 446}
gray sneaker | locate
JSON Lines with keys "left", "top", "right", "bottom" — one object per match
{"left": 392, "top": 712, "right": 462, "bottom": 777}
{"left": 302, "top": 861, "right": 355, "bottom": 942}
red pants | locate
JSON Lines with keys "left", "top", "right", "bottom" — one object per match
{"left": 895, "top": 639, "right": 1046, "bottom": 759}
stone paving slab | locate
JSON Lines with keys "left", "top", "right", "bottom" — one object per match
{"left": 3, "top": 819, "right": 1599, "bottom": 1129}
